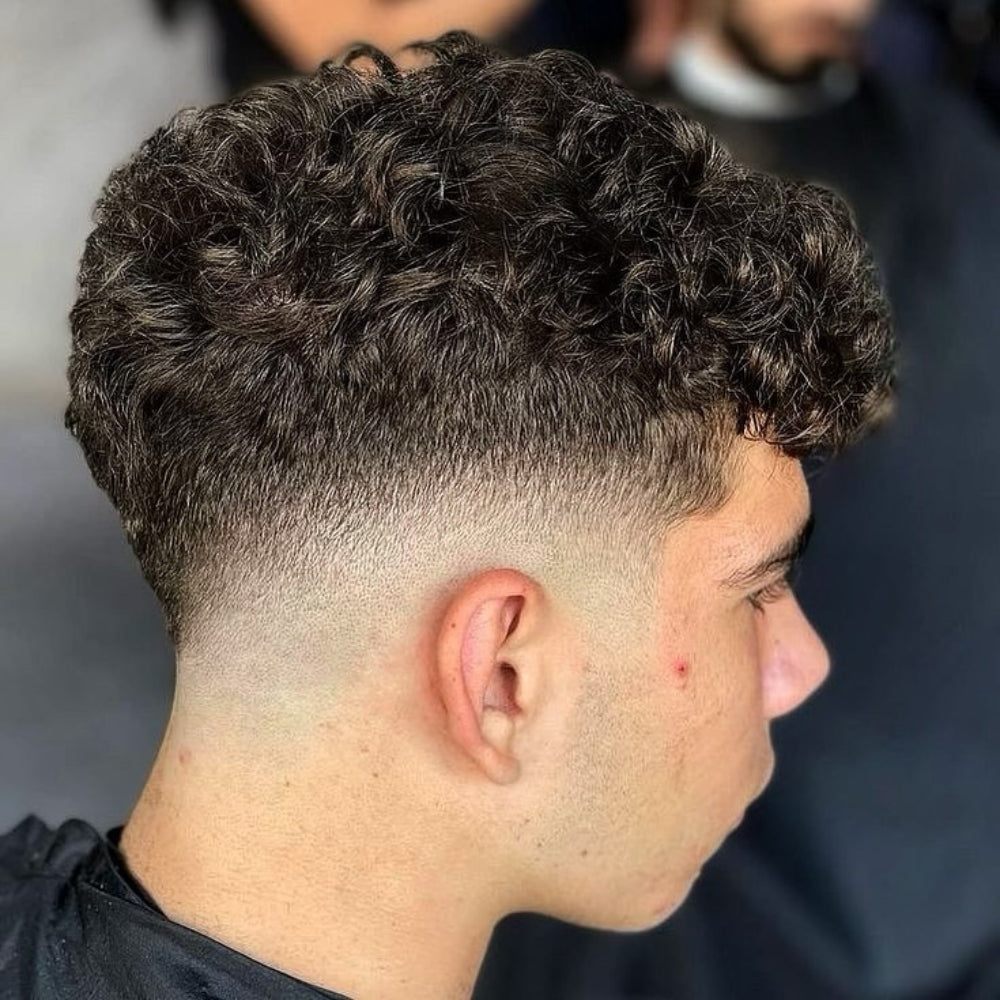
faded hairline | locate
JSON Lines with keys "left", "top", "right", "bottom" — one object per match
{"left": 176, "top": 419, "right": 741, "bottom": 673}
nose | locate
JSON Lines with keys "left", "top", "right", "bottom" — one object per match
{"left": 759, "top": 593, "right": 831, "bottom": 720}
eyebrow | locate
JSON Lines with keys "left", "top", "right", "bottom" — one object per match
{"left": 723, "top": 515, "right": 815, "bottom": 591}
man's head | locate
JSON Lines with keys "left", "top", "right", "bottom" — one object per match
{"left": 696, "top": 0, "right": 879, "bottom": 83}
{"left": 68, "top": 34, "right": 891, "bottom": 932}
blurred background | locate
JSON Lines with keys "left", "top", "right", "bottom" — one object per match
{"left": 2, "top": 1, "right": 999, "bottom": 997}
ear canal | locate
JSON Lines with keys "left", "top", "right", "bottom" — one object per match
{"left": 484, "top": 663, "right": 519, "bottom": 715}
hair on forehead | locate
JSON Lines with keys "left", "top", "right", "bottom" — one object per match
{"left": 66, "top": 31, "right": 893, "bottom": 641}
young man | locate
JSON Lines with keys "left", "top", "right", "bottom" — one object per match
{"left": 0, "top": 33, "right": 892, "bottom": 1000}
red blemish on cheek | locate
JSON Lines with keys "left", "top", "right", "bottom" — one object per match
{"left": 178, "top": 748, "right": 192, "bottom": 766}
{"left": 672, "top": 659, "right": 691, "bottom": 684}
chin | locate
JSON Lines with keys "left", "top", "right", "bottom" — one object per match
{"left": 630, "top": 877, "right": 699, "bottom": 932}
{"left": 754, "top": 747, "right": 776, "bottom": 800}
{"left": 549, "top": 871, "right": 693, "bottom": 934}
{"left": 600, "top": 867, "right": 704, "bottom": 934}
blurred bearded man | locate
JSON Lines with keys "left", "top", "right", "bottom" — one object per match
{"left": 710, "top": 0, "right": 874, "bottom": 83}
{"left": 664, "top": 0, "right": 877, "bottom": 118}
{"left": 0, "top": 33, "right": 892, "bottom": 1000}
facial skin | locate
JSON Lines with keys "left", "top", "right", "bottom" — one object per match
{"left": 707, "top": 0, "right": 879, "bottom": 82}
{"left": 121, "top": 439, "right": 829, "bottom": 1000}
{"left": 497, "top": 437, "right": 829, "bottom": 930}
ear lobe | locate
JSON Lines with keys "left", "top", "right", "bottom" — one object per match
{"left": 437, "top": 574, "right": 534, "bottom": 786}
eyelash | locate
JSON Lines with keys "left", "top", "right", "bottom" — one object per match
{"left": 747, "top": 576, "right": 792, "bottom": 613}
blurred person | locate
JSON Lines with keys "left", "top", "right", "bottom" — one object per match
{"left": 0, "top": 33, "right": 894, "bottom": 1000}
{"left": 477, "top": 2, "right": 1000, "bottom": 999}
{"left": 157, "top": 0, "right": 653, "bottom": 98}
{"left": 154, "top": 0, "right": 539, "bottom": 92}
{"left": 690, "top": 0, "right": 876, "bottom": 83}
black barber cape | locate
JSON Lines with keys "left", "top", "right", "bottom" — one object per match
{"left": 0, "top": 816, "right": 352, "bottom": 1000}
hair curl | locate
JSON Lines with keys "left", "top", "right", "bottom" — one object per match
{"left": 68, "top": 32, "right": 893, "bottom": 636}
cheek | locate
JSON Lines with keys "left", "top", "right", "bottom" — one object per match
{"left": 669, "top": 657, "right": 691, "bottom": 683}
{"left": 660, "top": 624, "right": 768, "bottom": 800}
{"left": 548, "top": 637, "right": 766, "bottom": 929}
{"left": 664, "top": 613, "right": 764, "bottom": 720}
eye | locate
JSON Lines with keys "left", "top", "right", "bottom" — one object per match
{"left": 747, "top": 576, "right": 792, "bottom": 613}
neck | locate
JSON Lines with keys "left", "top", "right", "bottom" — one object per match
{"left": 121, "top": 708, "right": 507, "bottom": 1000}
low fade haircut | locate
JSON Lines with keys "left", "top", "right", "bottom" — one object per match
{"left": 67, "top": 32, "right": 893, "bottom": 643}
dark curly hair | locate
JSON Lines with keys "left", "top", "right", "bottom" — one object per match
{"left": 67, "top": 32, "right": 893, "bottom": 639}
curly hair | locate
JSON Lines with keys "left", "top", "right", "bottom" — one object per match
{"left": 67, "top": 32, "right": 893, "bottom": 639}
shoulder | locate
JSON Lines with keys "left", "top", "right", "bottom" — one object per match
{"left": 0, "top": 815, "right": 104, "bottom": 885}
{"left": 0, "top": 817, "right": 105, "bottom": 997}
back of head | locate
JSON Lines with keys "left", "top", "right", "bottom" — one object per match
{"left": 67, "top": 32, "right": 891, "bottom": 653}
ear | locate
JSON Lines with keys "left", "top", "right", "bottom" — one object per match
{"left": 436, "top": 569, "right": 543, "bottom": 785}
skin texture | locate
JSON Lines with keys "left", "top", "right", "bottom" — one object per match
{"left": 514, "top": 438, "right": 828, "bottom": 930}
{"left": 121, "top": 438, "right": 829, "bottom": 1000}
{"left": 688, "top": 0, "right": 879, "bottom": 80}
